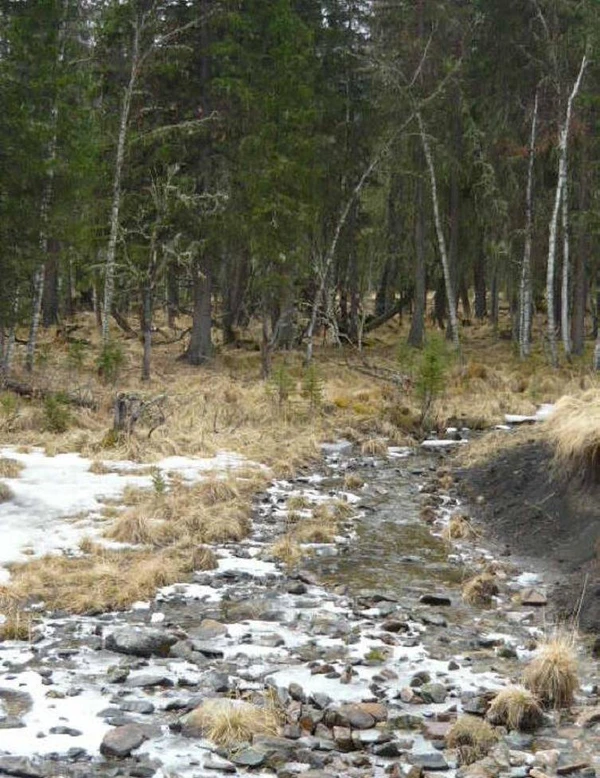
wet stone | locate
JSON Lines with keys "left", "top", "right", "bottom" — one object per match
{"left": 104, "top": 627, "right": 177, "bottom": 658}
{"left": 100, "top": 723, "right": 148, "bottom": 757}
{"left": 419, "top": 683, "right": 447, "bottom": 704}
{"left": 0, "top": 757, "right": 44, "bottom": 777}
{"left": 407, "top": 751, "right": 449, "bottom": 771}
{"left": 190, "top": 618, "right": 228, "bottom": 641}
{"left": 232, "top": 748, "right": 266, "bottom": 768}
{"left": 119, "top": 700, "right": 155, "bottom": 715}
{"left": 419, "top": 594, "right": 452, "bottom": 607}
{"left": 48, "top": 725, "right": 82, "bottom": 736}
{"left": 126, "top": 674, "right": 174, "bottom": 688}
{"left": 203, "top": 754, "right": 237, "bottom": 772}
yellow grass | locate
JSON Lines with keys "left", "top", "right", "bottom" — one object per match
{"left": 185, "top": 698, "right": 280, "bottom": 748}
{"left": 294, "top": 520, "right": 337, "bottom": 544}
{"left": 5, "top": 545, "right": 217, "bottom": 615}
{"left": 462, "top": 573, "right": 499, "bottom": 607}
{"left": 544, "top": 391, "right": 600, "bottom": 484}
{"left": 0, "top": 458, "right": 24, "bottom": 478}
{"left": 360, "top": 438, "right": 388, "bottom": 457}
{"left": 443, "top": 513, "right": 478, "bottom": 541}
{"left": 286, "top": 494, "right": 312, "bottom": 511}
{"left": 523, "top": 632, "right": 579, "bottom": 708}
{"left": 486, "top": 686, "right": 543, "bottom": 731}
{"left": 446, "top": 715, "right": 499, "bottom": 766}
{"left": 343, "top": 472, "right": 364, "bottom": 490}
{"left": 269, "top": 534, "right": 304, "bottom": 568}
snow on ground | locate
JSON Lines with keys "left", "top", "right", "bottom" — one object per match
{"left": 0, "top": 447, "right": 255, "bottom": 581}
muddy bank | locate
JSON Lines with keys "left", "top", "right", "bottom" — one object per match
{"left": 455, "top": 436, "right": 600, "bottom": 633}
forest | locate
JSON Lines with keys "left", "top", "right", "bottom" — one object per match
{"left": 0, "top": 0, "right": 598, "bottom": 381}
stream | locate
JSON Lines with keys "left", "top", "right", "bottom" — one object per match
{"left": 0, "top": 441, "right": 599, "bottom": 778}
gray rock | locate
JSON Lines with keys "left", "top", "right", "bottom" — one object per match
{"left": 419, "top": 594, "right": 452, "bottom": 607}
{"left": 126, "top": 674, "right": 174, "bottom": 688}
{"left": 100, "top": 724, "right": 148, "bottom": 757}
{"left": 107, "top": 665, "right": 130, "bottom": 684}
{"left": 288, "top": 682, "right": 306, "bottom": 702}
{"left": 49, "top": 725, "right": 82, "bottom": 736}
{"left": 120, "top": 700, "right": 155, "bottom": 715}
{"left": 310, "top": 692, "right": 332, "bottom": 710}
{"left": 189, "top": 619, "right": 228, "bottom": 641}
{"left": 105, "top": 627, "right": 177, "bottom": 658}
{"left": 372, "top": 740, "right": 408, "bottom": 757}
{"left": 0, "top": 757, "right": 44, "bottom": 777}
{"left": 232, "top": 748, "right": 266, "bottom": 767}
{"left": 203, "top": 753, "right": 236, "bottom": 772}
{"left": 408, "top": 751, "right": 449, "bottom": 770}
{"left": 420, "top": 682, "right": 447, "bottom": 704}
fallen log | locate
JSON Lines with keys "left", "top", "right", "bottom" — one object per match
{"left": 1, "top": 377, "right": 98, "bottom": 410}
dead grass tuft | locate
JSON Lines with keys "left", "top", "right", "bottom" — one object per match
{"left": 106, "top": 510, "right": 165, "bottom": 546}
{"left": 88, "top": 460, "right": 113, "bottom": 475}
{"left": 269, "top": 534, "right": 304, "bottom": 568}
{"left": 446, "top": 715, "right": 499, "bottom": 765}
{"left": 486, "top": 686, "right": 544, "bottom": 731}
{"left": 522, "top": 632, "right": 579, "bottom": 708}
{"left": 360, "top": 438, "right": 388, "bottom": 457}
{"left": 0, "top": 458, "right": 24, "bottom": 478}
{"left": 195, "top": 477, "right": 240, "bottom": 505}
{"left": 185, "top": 698, "right": 280, "bottom": 748}
{"left": 443, "top": 513, "right": 478, "bottom": 541}
{"left": 0, "top": 481, "right": 14, "bottom": 502}
{"left": 462, "top": 573, "right": 499, "bottom": 607}
{"left": 343, "top": 472, "right": 364, "bottom": 490}
{"left": 0, "top": 609, "right": 32, "bottom": 641}
{"left": 419, "top": 505, "right": 437, "bottom": 524}
{"left": 294, "top": 521, "right": 337, "bottom": 544}
{"left": 287, "top": 494, "right": 312, "bottom": 511}
{"left": 545, "top": 391, "right": 600, "bottom": 485}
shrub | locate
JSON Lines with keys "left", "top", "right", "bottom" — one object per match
{"left": 0, "top": 458, "right": 24, "bottom": 478}
{"left": 97, "top": 340, "right": 125, "bottom": 385}
{"left": 42, "top": 395, "right": 71, "bottom": 433}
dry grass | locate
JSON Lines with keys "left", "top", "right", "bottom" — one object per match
{"left": 269, "top": 534, "right": 304, "bottom": 568}
{"left": 486, "top": 686, "right": 544, "bottom": 731}
{"left": 544, "top": 391, "right": 600, "bottom": 484}
{"left": 462, "top": 573, "right": 499, "bottom": 607}
{"left": 343, "top": 472, "right": 364, "bottom": 490}
{"left": 286, "top": 494, "right": 312, "bottom": 511}
{"left": 5, "top": 544, "right": 217, "bottom": 615}
{"left": 360, "top": 438, "right": 388, "bottom": 457}
{"left": 194, "top": 476, "right": 240, "bottom": 505}
{"left": 454, "top": 426, "right": 543, "bottom": 468}
{"left": 0, "top": 481, "right": 14, "bottom": 502}
{"left": 184, "top": 698, "right": 280, "bottom": 748}
{"left": 442, "top": 512, "right": 478, "bottom": 541}
{"left": 522, "top": 632, "right": 579, "bottom": 708}
{"left": 0, "top": 609, "right": 32, "bottom": 641}
{"left": 0, "top": 457, "right": 24, "bottom": 478}
{"left": 446, "top": 715, "right": 499, "bottom": 765}
{"left": 294, "top": 520, "right": 337, "bottom": 544}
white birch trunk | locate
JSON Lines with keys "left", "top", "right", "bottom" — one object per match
{"left": 102, "top": 21, "right": 141, "bottom": 344}
{"left": 3, "top": 293, "right": 19, "bottom": 375}
{"left": 561, "top": 173, "right": 571, "bottom": 357}
{"left": 25, "top": 0, "right": 69, "bottom": 372}
{"left": 519, "top": 89, "right": 539, "bottom": 358}
{"left": 546, "top": 53, "right": 587, "bottom": 367}
{"left": 417, "top": 111, "right": 460, "bottom": 350}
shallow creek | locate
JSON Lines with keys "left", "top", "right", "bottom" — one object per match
{"left": 0, "top": 443, "right": 599, "bottom": 778}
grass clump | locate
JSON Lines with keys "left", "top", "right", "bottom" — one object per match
{"left": 486, "top": 686, "right": 544, "bottom": 731}
{"left": 0, "top": 458, "right": 24, "bottom": 478}
{"left": 446, "top": 715, "right": 499, "bottom": 765}
{"left": 0, "top": 481, "right": 14, "bottom": 502}
{"left": 443, "top": 513, "right": 478, "bottom": 541}
{"left": 360, "top": 438, "right": 388, "bottom": 457}
{"left": 522, "top": 633, "right": 579, "bottom": 708}
{"left": 184, "top": 698, "right": 280, "bottom": 748}
{"left": 269, "top": 534, "right": 304, "bottom": 568}
{"left": 343, "top": 472, "right": 364, "bottom": 490}
{"left": 544, "top": 391, "right": 600, "bottom": 485}
{"left": 287, "top": 494, "right": 312, "bottom": 511}
{"left": 462, "top": 573, "right": 499, "bottom": 607}
{"left": 294, "top": 521, "right": 336, "bottom": 544}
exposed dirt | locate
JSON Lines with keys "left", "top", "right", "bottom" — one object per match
{"left": 455, "top": 435, "right": 600, "bottom": 634}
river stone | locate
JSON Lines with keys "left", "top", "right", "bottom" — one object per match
{"left": 105, "top": 627, "right": 177, "bottom": 658}
{"left": 203, "top": 753, "right": 236, "bottom": 772}
{"left": 422, "top": 720, "right": 451, "bottom": 741}
{"left": 127, "top": 673, "right": 174, "bottom": 688}
{"left": 382, "top": 619, "right": 409, "bottom": 633}
{"left": 100, "top": 723, "right": 148, "bottom": 757}
{"left": 0, "top": 757, "right": 44, "bottom": 777}
{"left": 407, "top": 751, "right": 449, "bottom": 770}
{"left": 520, "top": 588, "right": 547, "bottom": 607}
{"left": 420, "top": 683, "right": 447, "bottom": 704}
{"left": 232, "top": 748, "right": 266, "bottom": 767}
{"left": 120, "top": 700, "right": 155, "bottom": 715}
{"left": 288, "top": 682, "right": 306, "bottom": 702}
{"left": 310, "top": 692, "right": 332, "bottom": 710}
{"left": 332, "top": 705, "right": 375, "bottom": 730}
{"left": 332, "top": 726, "right": 354, "bottom": 751}
{"left": 107, "top": 665, "right": 130, "bottom": 683}
{"left": 190, "top": 640, "right": 225, "bottom": 658}
{"left": 419, "top": 593, "right": 452, "bottom": 607}
{"left": 372, "top": 740, "right": 408, "bottom": 757}
{"left": 190, "top": 619, "right": 228, "bottom": 641}
{"left": 49, "top": 725, "right": 82, "bottom": 736}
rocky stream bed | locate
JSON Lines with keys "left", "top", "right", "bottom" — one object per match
{"left": 1, "top": 438, "right": 600, "bottom": 778}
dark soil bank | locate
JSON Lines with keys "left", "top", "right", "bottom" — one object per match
{"left": 456, "top": 436, "right": 600, "bottom": 633}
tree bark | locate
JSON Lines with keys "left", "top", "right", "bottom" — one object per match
{"left": 473, "top": 237, "right": 487, "bottom": 319}
{"left": 102, "top": 18, "right": 141, "bottom": 344}
{"left": 547, "top": 53, "right": 587, "bottom": 367}
{"left": 571, "top": 141, "right": 589, "bottom": 356}
{"left": 418, "top": 112, "right": 460, "bottom": 350}
{"left": 407, "top": 163, "right": 426, "bottom": 347}
{"left": 560, "top": 173, "right": 571, "bottom": 358}
{"left": 185, "top": 259, "right": 212, "bottom": 365}
{"left": 519, "top": 89, "right": 538, "bottom": 358}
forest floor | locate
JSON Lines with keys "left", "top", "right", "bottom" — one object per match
{"left": 0, "top": 309, "right": 598, "bottom": 615}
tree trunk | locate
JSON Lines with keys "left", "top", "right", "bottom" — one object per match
{"left": 560, "top": 174, "right": 571, "bottom": 358}
{"left": 141, "top": 284, "right": 152, "bottom": 381}
{"left": 407, "top": 164, "right": 426, "bottom": 347}
{"left": 102, "top": 19, "right": 141, "bottom": 344}
{"left": 547, "top": 53, "right": 587, "bottom": 367}
{"left": 418, "top": 112, "right": 460, "bottom": 350}
{"left": 474, "top": 238, "right": 487, "bottom": 320}
{"left": 42, "top": 248, "right": 60, "bottom": 327}
{"left": 166, "top": 264, "right": 179, "bottom": 329}
{"left": 571, "top": 141, "right": 589, "bottom": 356}
{"left": 185, "top": 259, "right": 212, "bottom": 365}
{"left": 519, "top": 89, "right": 538, "bottom": 358}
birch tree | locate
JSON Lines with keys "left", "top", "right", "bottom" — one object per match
{"left": 546, "top": 52, "right": 587, "bottom": 367}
